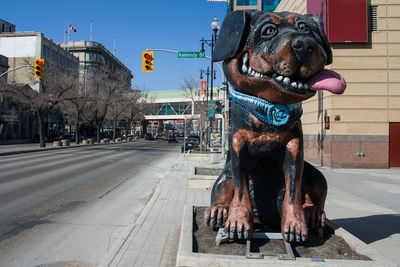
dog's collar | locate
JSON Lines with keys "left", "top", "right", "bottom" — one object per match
{"left": 228, "top": 88, "right": 302, "bottom": 126}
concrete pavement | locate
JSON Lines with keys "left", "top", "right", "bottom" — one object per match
{"left": 99, "top": 152, "right": 399, "bottom": 266}
{"left": 1, "top": 143, "right": 399, "bottom": 266}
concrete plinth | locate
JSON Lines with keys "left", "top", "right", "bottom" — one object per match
{"left": 210, "top": 148, "right": 221, "bottom": 164}
{"left": 53, "top": 141, "right": 62, "bottom": 147}
{"left": 82, "top": 140, "right": 89, "bottom": 145}
{"left": 61, "top": 140, "right": 70, "bottom": 147}
{"left": 177, "top": 205, "right": 396, "bottom": 267}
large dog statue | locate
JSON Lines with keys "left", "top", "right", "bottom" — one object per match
{"left": 204, "top": 11, "right": 346, "bottom": 243}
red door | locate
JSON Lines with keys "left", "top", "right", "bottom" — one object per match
{"left": 389, "top": 123, "right": 400, "bottom": 167}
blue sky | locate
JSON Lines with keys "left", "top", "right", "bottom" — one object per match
{"left": 1, "top": 0, "right": 227, "bottom": 91}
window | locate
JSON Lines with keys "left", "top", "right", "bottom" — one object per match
{"left": 307, "top": 0, "right": 369, "bottom": 43}
{"left": 262, "top": 0, "right": 280, "bottom": 12}
{"left": 237, "top": 0, "right": 258, "bottom": 6}
{"left": 89, "top": 53, "right": 93, "bottom": 61}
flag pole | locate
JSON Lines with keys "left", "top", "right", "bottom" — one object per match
{"left": 90, "top": 20, "right": 93, "bottom": 41}
{"left": 67, "top": 23, "right": 70, "bottom": 52}
{"left": 113, "top": 37, "right": 116, "bottom": 56}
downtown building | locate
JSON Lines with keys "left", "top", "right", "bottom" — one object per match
{"left": 59, "top": 41, "right": 133, "bottom": 136}
{"left": 221, "top": 0, "right": 400, "bottom": 168}
{"left": 271, "top": 0, "right": 400, "bottom": 168}
{"left": 227, "top": 0, "right": 281, "bottom": 12}
{"left": 0, "top": 31, "right": 79, "bottom": 142}
{"left": 59, "top": 41, "right": 133, "bottom": 89}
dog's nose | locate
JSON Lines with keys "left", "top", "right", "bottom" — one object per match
{"left": 292, "top": 36, "right": 315, "bottom": 64}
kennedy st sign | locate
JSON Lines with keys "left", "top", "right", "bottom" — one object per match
{"left": 177, "top": 51, "right": 205, "bottom": 58}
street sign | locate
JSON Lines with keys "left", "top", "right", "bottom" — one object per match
{"left": 177, "top": 52, "right": 205, "bottom": 58}
{"left": 208, "top": 100, "right": 216, "bottom": 120}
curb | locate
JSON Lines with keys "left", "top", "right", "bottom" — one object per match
{"left": 0, "top": 139, "right": 144, "bottom": 156}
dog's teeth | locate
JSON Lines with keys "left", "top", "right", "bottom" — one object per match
{"left": 298, "top": 82, "right": 303, "bottom": 89}
{"left": 251, "top": 70, "right": 256, "bottom": 76}
{"left": 304, "top": 83, "right": 309, "bottom": 89}
{"left": 272, "top": 73, "right": 277, "bottom": 78}
{"left": 243, "top": 53, "right": 249, "bottom": 63}
{"left": 255, "top": 72, "right": 261, "bottom": 78}
{"left": 248, "top": 67, "right": 253, "bottom": 73}
{"left": 283, "top": 77, "right": 290, "bottom": 85}
{"left": 242, "top": 64, "right": 248, "bottom": 73}
{"left": 291, "top": 82, "right": 297, "bottom": 88}
{"left": 276, "top": 76, "right": 283, "bottom": 82}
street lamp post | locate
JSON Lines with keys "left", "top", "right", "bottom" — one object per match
{"left": 200, "top": 67, "right": 216, "bottom": 101}
{"left": 210, "top": 17, "right": 220, "bottom": 101}
{"left": 200, "top": 17, "right": 221, "bottom": 101}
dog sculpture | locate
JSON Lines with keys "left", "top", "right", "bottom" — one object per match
{"left": 204, "top": 11, "right": 346, "bottom": 243}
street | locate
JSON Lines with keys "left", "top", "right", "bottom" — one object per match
{"left": 0, "top": 140, "right": 180, "bottom": 267}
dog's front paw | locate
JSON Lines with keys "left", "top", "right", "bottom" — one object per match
{"left": 224, "top": 205, "right": 253, "bottom": 240}
{"left": 281, "top": 204, "right": 308, "bottom": 242}
{"left": 204, "top": 205, "right": 229, "bottom": 228}
{"left": 303, "top": 204, "right": 326, "bottom": 229}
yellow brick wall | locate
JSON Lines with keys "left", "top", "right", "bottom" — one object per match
{"left": 276, "top": 0, "right": 400, "bottom": 138}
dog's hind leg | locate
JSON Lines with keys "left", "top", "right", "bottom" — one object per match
{"left": 302, "top": 161, "right": 327, "bottom": 231}
{"left": 204, "top": 160, "right": 234, "bottom": 228}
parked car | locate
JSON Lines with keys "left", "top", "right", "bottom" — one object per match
{"left": 144, "top": 133, "right": 154, "bottom": 140}
{"left": 181, "top": 137, "right": 198, "bottom": 153}
{"left": 168, "top": 135, "right": 177, "bottom": 143}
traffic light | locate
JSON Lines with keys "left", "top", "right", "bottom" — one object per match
{"left": 34, "top": 58, "right": 44, "bottom": 79}
{"left": 142, "top": 51, "right": 153, "bottom": 72}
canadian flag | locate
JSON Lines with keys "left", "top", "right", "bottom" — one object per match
{"left": 69, "top": 24, "right": 77, "bottom": 32}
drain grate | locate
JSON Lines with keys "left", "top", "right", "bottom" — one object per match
{"left": 35, "top": 261, "right": 97, "bottom": 267}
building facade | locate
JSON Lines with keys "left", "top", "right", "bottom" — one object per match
{"left": 59, "top": 41, "right": 133, "bottom": 88}
{"left": 0, "top": 32, "right": 79, "bottom": 90}
{"left": 274, "top": 0, "right": 400, "bottom": 168}
{"left": 0, "top": 19, "right": 15, "bottom": 34}
{"left": 0, "top": 32, "right": 80, "bottom": 141}
{"left": 228, "top": 0, "right": 281, "bottom": 12}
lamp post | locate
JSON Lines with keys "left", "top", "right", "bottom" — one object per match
{"left": 200, "top": 67, "right": 216, "bottom": 101}
{"left": 200, "top": 16, "right": 220, "bottom": 101}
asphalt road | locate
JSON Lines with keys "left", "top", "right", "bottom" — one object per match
{"left": 0, "top": 140, "right": 180, "bottom": 267}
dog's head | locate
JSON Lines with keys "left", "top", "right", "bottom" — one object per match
{"left": 214, "top": 11, "right": 345, "bottom": 104}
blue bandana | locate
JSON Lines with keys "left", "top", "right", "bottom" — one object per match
{"left": 228, "top": 88, "right": 302, "bottom": 126}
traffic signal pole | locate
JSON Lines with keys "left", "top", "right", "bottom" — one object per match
{"left": 143, "top": 48, "right": 225, "bottom": 83}
{"left": 143, "top": 48, "right": 227, "bottom": 160}
{"left": 0, "top": 65, "right": 31, "bottom": 78}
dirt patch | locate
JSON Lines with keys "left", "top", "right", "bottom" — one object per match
{"left": 193, "top": 207, "right": 371, "bottom": 260}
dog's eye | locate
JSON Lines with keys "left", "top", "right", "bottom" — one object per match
{"left": 296, "top": 21, "right": 308, "bottom": 32}
{"left": 261, "top": 24, "right": 277, "bottom": 38}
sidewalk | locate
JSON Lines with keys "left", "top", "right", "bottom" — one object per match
{"left": 99, "top": 153, "right": 400, "bottom": 267}
{"left": 99, "top": 153, "right": 218, "bottom": 267}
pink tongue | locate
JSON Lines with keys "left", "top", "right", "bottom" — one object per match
{"left": 309, "top": 69, "right": 346, "bottom": 94}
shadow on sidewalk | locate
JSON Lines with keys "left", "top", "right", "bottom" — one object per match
{"left": 332, "top": 214, "right": 400, "bottom": 244}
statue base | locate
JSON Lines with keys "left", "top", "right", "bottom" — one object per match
{"left": 177, "top": 206, "right": 396, "bottom": 266}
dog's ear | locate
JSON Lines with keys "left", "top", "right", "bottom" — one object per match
{"left": 213, "top": 11, "right": 251, "bottom": 62}
{"left": 303, "top": 14, "right": 332, "bottom": 65}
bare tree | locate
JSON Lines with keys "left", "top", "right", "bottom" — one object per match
{"left": 107, "top": 88, "right": 129, "bottom": 142}
{"left": 59, "top": 75, "right": 92, "bottom": 144}
{"left": 181, "top": 77, "right": 209, "bottom": 153}
{"left": 122, "top": 89, "right": 146, "bottom": 140}
{"left": 87, "top": 66, "right": 128, "bottom": 143}
{"left": 1, "top": 59, "right": 77, "bottom": 147}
